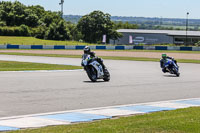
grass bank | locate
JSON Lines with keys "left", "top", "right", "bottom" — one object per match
{"left": 0, "top": 36, "right": 98, "bottom": 46}
{"left": 4, "top": 107, "right": 200, "bottom": 133}
{"left": 117, "top": 49, "right": 200, "bottom": 54}
{"left": 1, "top": 36, "right": 200, "bottom": 48}
{"left": 0, "top": 61, "right": 82, "bottom": 71}
{"left": 0, "top": 52, "right": 200, "bottom": 64}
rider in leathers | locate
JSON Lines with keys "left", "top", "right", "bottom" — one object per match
{"left": 160, "top": 53, "right": 177, "bottom": 73}
{"left": 82, "top": 46, "right": 106, "bottom": 72}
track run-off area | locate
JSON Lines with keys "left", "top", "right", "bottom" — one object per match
{"left": 0, "top": 55, "right": 200, "bottom": 118}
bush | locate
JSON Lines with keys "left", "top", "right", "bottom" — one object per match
{"left": 0, "top": 21, "right": 6, "bottom": 26}
{"left": 0, "top": 25, "right": 31, "bottom": 36}
{"left": 19, "top": 24, "right": 30, "bottom": 36}
{"left": 44, "top": 20, "right": 71, "bottom": 40}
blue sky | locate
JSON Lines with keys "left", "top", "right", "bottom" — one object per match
{"left": 5, "top": 0, "right": 200, "bottom": 19}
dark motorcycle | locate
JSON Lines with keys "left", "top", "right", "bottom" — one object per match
{"left": 164, "top": 59, "right": 180, "bottom": 77}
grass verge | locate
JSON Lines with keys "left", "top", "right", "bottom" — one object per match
{"left": 0, "top": 36, "right": 98, "bottom": 46}
{"left": 4, "top": 107, "right": 200, "bottom": 133}
{"left": 1, "top": 36, "right": 200, "bottom": 51}
{"left": 1, "top": 49, "right": 200, "bottom": 54}
{"left": 115, "top": 49, "right": 200, "bottom": 54}
{"left": 0, "top": 61, "right": 82, "bottom": 71}
{"left": 0, "top": 52, "right": 200, "bottom": 64}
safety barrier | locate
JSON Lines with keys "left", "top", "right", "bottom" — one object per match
{"left": 0, "top": 44, "right": 200, "bottom": 51}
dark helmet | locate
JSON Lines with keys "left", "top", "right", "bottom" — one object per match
{"left": 84, "top": 46, "right": 91, "bottom": 54}
{"left": 162, "top": 53, "right": 167, "bottom": 59}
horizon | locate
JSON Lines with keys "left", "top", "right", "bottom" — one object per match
{"left": 64, "top": 14, "right": 200, "bottom": 20}
{"left": 2, "top": 0, "right": 200, "bottom": 19}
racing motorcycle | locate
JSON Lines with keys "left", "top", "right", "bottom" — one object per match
{"left": 164, "top": 59, "right": 180, "bottom": 77}
{"left": 82, "top": 54, "right": 110, "bottom": 82}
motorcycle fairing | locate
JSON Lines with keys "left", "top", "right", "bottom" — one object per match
{"left": 89, "top": 61, "right": 104, "bottom": 78}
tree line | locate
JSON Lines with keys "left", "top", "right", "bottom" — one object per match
{"left": 0, "top": 1, "right": 138, "bottom": 43}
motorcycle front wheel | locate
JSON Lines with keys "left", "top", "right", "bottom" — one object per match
{"left": 86, "top": 66, "right": 97, "bottom": 82}
{"left": 172, "top": 67, "right": 180, "bottom": 77}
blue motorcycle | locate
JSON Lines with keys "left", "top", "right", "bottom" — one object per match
{"left": 164, "top": 59, "right": 180, "bottom": 77}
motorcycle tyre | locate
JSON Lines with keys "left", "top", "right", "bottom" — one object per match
{"left": 103, "top": 69, "right": 110, "bottom": 82}
{"left": 86, "top": 66, "right": 97, "bottom": 82}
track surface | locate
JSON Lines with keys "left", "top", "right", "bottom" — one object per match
{"left": 1, "top": 50, "right": 200, "bottom": 60}
{"left": 0, "top": 55, "right": 200, "bottom": 118}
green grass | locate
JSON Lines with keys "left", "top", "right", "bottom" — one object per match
{"left": 1, "top": 36, "right": 200, "bottom": 47}
{"left": 103, "top": 56, "right": 200, "bottom": 64}
{"left": 0, "top": 60, "right": 82, "bottom": 71}
{"left": 1, "top": 48, "right": 200, "bottom": 54}
{"left": 121, "top": 49, "right": 200, "bottom": 54}
{"left": 0, "top": 36, "right": 99, "bottom": 46}
{"left": 100, "top": 49, "right": 200, "bottom": 54}
{"left": 0, "top": 52, "right": 200, "bottom": 64}
{"left": 158, "top": 24, "right": 196, "bottom": 30}
{"left": 136, "top": 43, "right": 199, "bottom": 47}
{"left": 0, "top": 52, "right": 82, "bottom": 58}
{"left": 4, "top": 107, "right": 200, "bottom": 133}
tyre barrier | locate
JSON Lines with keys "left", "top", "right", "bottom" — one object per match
{"left": 0, "top": 44, "right": 200, "bottom": 51}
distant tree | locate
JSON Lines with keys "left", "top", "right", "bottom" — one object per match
{"left": 34, "top": 25, "right": 47, "bottom": 39}
{"left": 45, "top": 20, "right": 71, "bottom": 40}
{"left": 77, "top": 10, "right": 121, "bottom": 43}
{"left": 0, "top": 1, "right": 26, "bottom": 26}
{"left": 0, "top": 1, "right": 74, "bottom": 40}
{"left": 66, "top": 21, "right": 83, "bottom": 41}
{"left": 0, "top": 21, "right": 6, "bottom": 26}
{"left": 41, "top": 13, "right": 54, "bottom": 27}
{"left": 24, "top": 8, "right": 39, "bottom": 27}
{"left": 114, "top": 21, "right": 138, "bottom": 29}
{"left": 0, "top": 1, "right": 63, "bottom": 28}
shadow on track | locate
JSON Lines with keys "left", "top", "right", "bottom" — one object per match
{"left": 163, "top": 75, "right": 179, "bottom": 78}
{"left": 83, "top": 81, "right": 106, "bottom": 83}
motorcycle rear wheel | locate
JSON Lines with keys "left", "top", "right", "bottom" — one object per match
{"left": 103, "top": 69, "right": 110, "bottom": 82}
{"left": 176, "top": 72, "right": 180, "bottom": 77}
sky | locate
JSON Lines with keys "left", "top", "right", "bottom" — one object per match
{"left": 3, "top": 0, "right": 200, "bottom": 19}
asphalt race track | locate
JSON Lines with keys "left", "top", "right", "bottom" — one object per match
{"left": 0, "top": 55, "right": 200, "bottom": 118}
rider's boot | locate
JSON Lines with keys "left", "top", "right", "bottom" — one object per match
{"left": 162, "top": 68, "right": 167, "bottom": 73}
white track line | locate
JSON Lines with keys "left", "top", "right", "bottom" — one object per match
{"left": 1, "top": 97, "right": 199, "bottom": 121}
